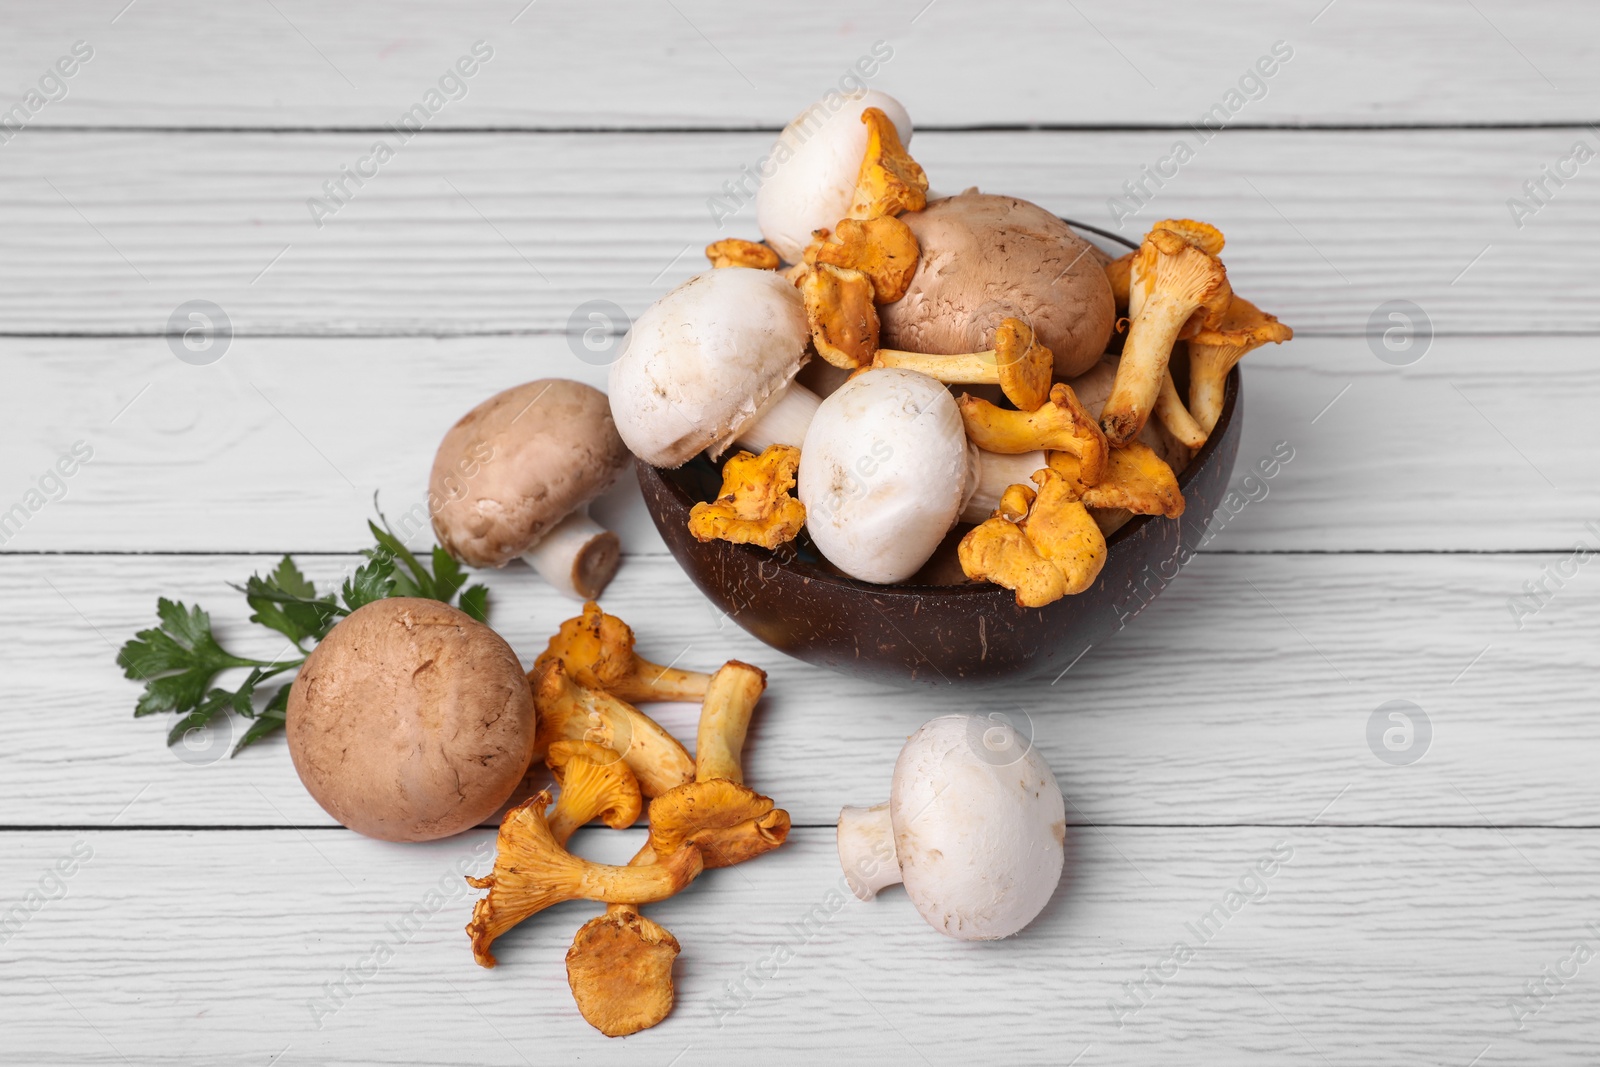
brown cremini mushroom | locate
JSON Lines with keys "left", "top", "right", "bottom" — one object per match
{"left": 808, "top": 215, "right": 921, "bottom": 304}
{"left": 533, "top": 600, "right": 712, "bottom": 705}
{"left": 847, "top": 106, "right": 929, "bottom": 220}
{"left": 1188, "top": 296, "right": 1293, "bottom": 433}
{"left": 465, "top": 791, "right": 704, "bottom": 968}
{"left": 431, "top": 379, "right": 631, "bottom": 600}
{"left": 1047, "top": 441, "right": 1185, "bottom": 519}
{"left": 958, "top": 382, "right": 1109, "bottom": 485}
{"left": 875, "top": 317, "right": 1054, "bottom": 411}
{"left": 800, "top": 262, "right": 880, "bottom": 369}
{"left": 533, "top": 662, "right": 695, "bottom": 797}
{"left": 287, "top": 598, "right": 535, "bottom": 843}
{"left": 687, "top": 445, "right": 806, "bottom": 550}
{"left": 879, "top": 192, "right": 1116, "bottom": 379}
{"left": 543, "top": 740, "right": 643, "bottom": 846}
{"left": 957, "top": 468, "right": 1108, "bottom": 607}
{"left": 705, "top": 238, "right": 780, "bottom": 270}
{"left": 1102, "top": 224, "right": 1231, "bottom": 447}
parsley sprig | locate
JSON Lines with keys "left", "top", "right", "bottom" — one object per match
{"left": 117, "top": 514, "right": 489, "bottom": 757}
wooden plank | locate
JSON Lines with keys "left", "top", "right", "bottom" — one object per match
{"left": 3, "top": 0, "right": 1594, "bottom": 128}
{"left": 0, "top": 825, "right": 1594, "bottom": 1064}
{"left": 1, "top": 333, "right": 1592, "bottom": 554}
{"left": 0, "top": 129, "right": 1595, "bottom": 336}
{"left": 7, "top": 551, "right": 1594, "bottom": 828}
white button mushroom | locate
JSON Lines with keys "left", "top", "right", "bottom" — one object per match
{"left": 608, "top": 267, "right": 818, "bottom": 468}
{"left": 430, "top": 379, "right": 631, "bottom": 600}
{"left": 797, "top": 368, "right": 970, "bottom": 584}
{"left": 837, "top": 714, "right": 1066, "bottom": 940}
{"left": 755, "top": 90, "right": 914, "bottom": 264}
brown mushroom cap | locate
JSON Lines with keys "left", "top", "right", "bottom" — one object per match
{"left": 879, "top": 191, "right": 1116, "bottom": 379}
{"left": 287, "top": 598, "right": 535, "bottom": 842}
{"left": 429, "top": 379, "right": 630, "bottom": 568}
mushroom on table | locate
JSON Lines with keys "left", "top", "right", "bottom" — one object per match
{"left": 430, "top": 378, "right": 631, "bottom": 600}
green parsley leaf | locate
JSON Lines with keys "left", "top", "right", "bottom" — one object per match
{"left": 117, "top": 599, "right": 268, "bottom": 717}
{"left": 341, "top": 555, "right": 397, "bottom": 611}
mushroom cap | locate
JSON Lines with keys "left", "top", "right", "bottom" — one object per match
{"left": 797, "top": 368, "right": 970, "bottom": 585}
{"left": 287, "top": 598, "right": 535, "bottom": 843}
{"left": 608, "top": 268, "right": 810, "bottom": 468}
{"left": 889, "top": 714, "right": 1066, "bottom": 940}
{"left": 755, "top": 90, "right": 913, "bottom": 263}
{"left": 878, "top": 191, "right": 1116, "bottom": 379}
{"left": 430, "top": 379, "right": 629, "bottom": 568}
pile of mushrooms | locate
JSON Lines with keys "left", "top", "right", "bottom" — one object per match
{"left": 607, "top": 91, "right": 1293, "bottom": 606}
{"left": 464, "top": 600, "right": 789, "bottom": 1038}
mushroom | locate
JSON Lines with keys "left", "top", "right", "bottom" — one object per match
{"left": 1101, "top": 223, "right": 1231, "bottom": 447}
{"left": 532, "top": 662, "right": 695, "bottom": 797}
{"left": 1067, "top": 356, "right": 1189, "bottom": 472}
{"left": 533, "top": 600, "right": 713, "bottom": 705}
{"left": 878, "top": 191, "right": 1116, "bottom": 379}
{"left": 1048, "top": 441, "right": 1185, "bottom": 520}
{"left": 1188, "top": 296, "right": 1293, "bottom": 433}
{"left": 705, "top": 238, "right": 780, "bottom": 270}
{"left": 808, "top": 215, "right": 922, "bottom": 304}
{"left": 836, "top": 714, "right": 1066, "bottom": 940}
{"left": 1106, "top": 250, "right": 1134, "bottom": 314}
{"left": 796, "top": 368, "right": 972, "bottom": 584}
{"left": 846, "top": 105, "right": 929, "bottom": 220}
{"left": 543, "top": 740, "right": 643, "bottom": 845}
{"left": 755, "top": 90, "right": 914, "bottom": 263}
{"left": 286, "top": 597, "right": 534, "bottom": 843}
{"left": 608, "top": 267, "right": 818, "bottom": 467}
{"left": 1155, "top": 367, "right": 1209, "bottom": 450}
{"left": 958, "top": 468, "right": 1108, "bottom": 607}
{"left": 800, "top": 262, "right": 879, "bottom": 369}
{"left": 874, "top": 316, "right": 1054, "bottom": 411}
{"left": 566, "top": 660, "right": 782, "bottom": 1038}
{"left": 959, "top": 448, "right": 1047, "bottom": 525}
{"left": 465, "top": 791, "right": 704, "bottom": 968}
{"left": 688, "top": 444, "right": 807, "bottom": 549}
{"left": 430, "top": 378, "right": 631, "bottom": 600}
{"left": 957, "top": 382, "right": 1109, "bottom": 485}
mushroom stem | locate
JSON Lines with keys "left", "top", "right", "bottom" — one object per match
{"left": 873, "top": 317, "right": 1053, "bottom": 411}
{"left": 521, "top": 507, "right": 622, "bottom": 601}
{"left": 733, "top": 383, "right": 822, "bottom": 456}
{"left": 695, "top": 661, "right": 768, "bottom": 785}
{"left": 836, "top": 801, "right": 902, "bottom": 901}
{"left": 874, "top": 347, "right": 1002, "bottom": 380}
{"left": 533, "top": 663, "right": 696, "bottom": 797}
{"left": 961, "top": 449, "right": 1047, "bottom": 525}
{"left": 535, "top": 601, "right": 714, "bottom": 706}
{"left": 1155, "top": 370, "right": 1208, "bottom": 450}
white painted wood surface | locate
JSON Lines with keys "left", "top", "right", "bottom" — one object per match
{"left": 3, "top": 1, "right": 1597, "bottom": 1063}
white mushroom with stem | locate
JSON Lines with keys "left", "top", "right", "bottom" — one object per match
{"left": 608, "top": 268, "right": 821, "bottom": 467}
{"left": 430, "top": 379, "right": 631, "bottom": 600}
{"left": 837, "top": 714, "right": 1066, "bottom": 940}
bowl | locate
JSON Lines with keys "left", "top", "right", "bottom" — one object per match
{"left": 635, "top": 220, "right": 1242, "bottom": 686}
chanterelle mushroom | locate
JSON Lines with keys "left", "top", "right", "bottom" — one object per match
{"left": 837, "top": 714, "right": 1066, "bottom": 940}
{"left": 287, "top": 598, "right": 534, "bottom": 843}
{"left": 705, "top": 238, "right": 780, "bottom": 271}
{"left": 800, "top": 262, "right": 879, "bottom": 369}
{"left": 688, "top": 444, "right": 807, "bottom": 549}
{"left": 1188, "top": 296, "right": 1293, "bottom": 433}
{"left": 847, "top": 106, "right": 928, "bottom": 220}
{"left": 797, "top": 368, "right": 972, "bottom": 584}
{"left": 875, "top": 316, "right": 1054, "bottom": 411}
{"left": 533, "top": 662, "right": 695, "bottom": 797}
{"left": 1102, "top": 223, "right": 1231, "bottom": 447}
{"left": 608, "top": 268, "right": 817, "bottom": 467}
{"left": 533, "top": 600, "right": 712, "bottom": 705}
{"left": 465, "top": 791, "right": 704, "bottom": 968}
{"left": 1048, "top": 441, "right": 1185, "bottom": 519}
{"left": 958, "top": 468, "right": 1108, "bottom": 607}
{"left": 957, "top": 382, "right": 1109, "bottom": 486}
{"left": 430, "top": 379, "right": 631, "bottom": 600}
{"left": 808, "top": 215, "right": 921, "bottom": 304}
{"left": 755, "top": 90, "right": 914, "bottom": 263}
{"left": 543, "top": 740, "right": 643, "bottom": 846}
{"left": 879, "top": 191, "right": 1116, "bottom": 379}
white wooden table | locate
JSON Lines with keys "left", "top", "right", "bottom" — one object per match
{"left": 3, "top": 2, "right": 1597, "bottom": 1063}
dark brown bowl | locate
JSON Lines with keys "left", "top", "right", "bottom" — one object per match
{"left": 637, "top": 367, "right": 1242, "bottom": 688}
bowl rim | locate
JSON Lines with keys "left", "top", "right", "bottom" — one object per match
{"left": 642, "top": 217, "right": 1238, "bottom": 600}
